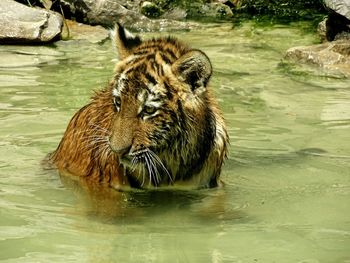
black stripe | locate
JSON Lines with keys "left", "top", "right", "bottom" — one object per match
{"left": 164, "top": 48, "right": 177, "bottom": 60}
{"left": 125, "top": 169, "right": 143, "bottom": 189}
{"left": 159, "top": 52, "right": 172, "bottom": 64}
{"left": 145, "top": 72, "right": 157, "bottom": 85}
{"left": 164, "top": 82, "right": 174, "bottom": 100}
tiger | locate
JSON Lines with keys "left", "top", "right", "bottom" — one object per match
{"left": 49, "top": 23, "right": 229, "bottom": 191}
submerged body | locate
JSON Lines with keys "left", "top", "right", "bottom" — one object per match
{"left": 50, "top": 24, "right": 228, "bottom": 190}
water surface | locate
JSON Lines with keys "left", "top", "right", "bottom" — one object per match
{"left": 0, "top": 22, "right": 350, "bottom": 262}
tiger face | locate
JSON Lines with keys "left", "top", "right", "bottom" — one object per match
{"left": 109, "top": 68, "right": 180, "bottom": 162}
{"left": 106, "top": 24, "right": 226, "bottom": 187}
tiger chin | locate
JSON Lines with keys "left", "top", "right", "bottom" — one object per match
{"left": 50, "top": 23, "right": 229, "bottom": 191}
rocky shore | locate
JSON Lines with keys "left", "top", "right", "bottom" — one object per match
{"left": 0, "top": 0, "right": 328, "bottom": 43}
{"left": 0, "top": 0, "right": 349, "bottom": 77}
{"left": 285, "top": 0, "right": 350, "bottom": 77}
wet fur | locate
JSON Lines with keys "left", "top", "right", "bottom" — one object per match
{"left": 50, "top": 24, "right": 229, "bottom": 190}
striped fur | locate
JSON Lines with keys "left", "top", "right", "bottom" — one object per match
{"left": 50, "top": 24, "right": 229, "bottom": 190}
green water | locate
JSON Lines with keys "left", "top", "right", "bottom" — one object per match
{"left": 0, "top": 22, "right": 350, "bottom": 262}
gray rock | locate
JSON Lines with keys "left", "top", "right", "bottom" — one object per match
{"left": 122, "top": 0, "right": 143, "bottom": 12}
{"left": 324, "top": 0, "right": 350, "bottom": 41}
{"left": 285, "top": 40, "right": 350, "bottom": 77}
{"left": 194, "top": 3, "right": 233, "bottom": 18}
{"left": 161, "top": 7, "right": 188, "bottom": 20}
{"left": 214, "top": 3, "right": 234, "bottom": 18}
{"left": 317, "top": 17, "right": 327, "bottom": 41}
{"left": 0, "top": 0, "right": 63, "bottom": 44}
{"left": 334, "top": 31, "right": 350, "bottom": 40}
{"left": 140, "top": 1, "right": 163, "bottom": 18}
{"left": 324, "top": 0, "right": 350, "bottom": 19}
{"left": 60, "top": 0, "right": 197, "bottom": 32}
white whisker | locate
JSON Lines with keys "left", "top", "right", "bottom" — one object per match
{"left": 141, "top": 163, "right": 146, "bottom": 186}
{"left": 148, "top": 150, "right": 173, "bottom": 183}
{"left": 144, "top": 154, "right": 153, "bottom": 186}
{"left": 146, "top": 151, "right": 161, "bottom": 185}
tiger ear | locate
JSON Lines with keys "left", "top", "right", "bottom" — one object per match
{"left": 172, "top": 50, "right": 212, "bottom": 93}
{"left": 111, "top": 23, "right": 142, "bottom": 59}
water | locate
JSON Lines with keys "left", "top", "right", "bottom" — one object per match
{"left": 1, "top": 22, "right": 350, "bottom": 262}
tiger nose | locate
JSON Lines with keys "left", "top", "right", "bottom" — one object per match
{"left": 112, "top": 145, "right": 131, "bottom": 157}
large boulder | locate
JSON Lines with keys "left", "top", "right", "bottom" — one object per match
{"left": 325, "top": 0, "right": 350, "bottom": 19}
{"left": 0, "top": 0, "right": 63, "bottom": 44}
{"left": 285, "top": 40, "right": 350, "bottom": 77}
{"left": 324, "top": 0, "right": 350, "bottom": 41}
{"left": 60, "top": 0, "right": 197, "bottom": 32}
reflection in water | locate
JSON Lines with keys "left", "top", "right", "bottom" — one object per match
{"left": 58, "top": 170, "right": 245, "bottom": 224}
{"left": 0, "top": 22, "right": 350, "bottom": 262}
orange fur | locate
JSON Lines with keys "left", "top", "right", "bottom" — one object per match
{"left": 50, "top": 24, "right": 229, "bottom": 190}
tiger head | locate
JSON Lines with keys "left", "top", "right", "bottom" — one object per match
{"left": 107, "top": 24, "right": 226, "bottom": 187}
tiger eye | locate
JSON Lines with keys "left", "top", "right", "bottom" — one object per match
{"left": 143, "top": 105, "right": 157, "bottom": 115}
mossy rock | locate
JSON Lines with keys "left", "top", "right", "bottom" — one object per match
{"left": 140, "top": 1, "right": 163, "bottom": 18}
{"left": 236, "top": 0, "right": 327, "bottom": 21}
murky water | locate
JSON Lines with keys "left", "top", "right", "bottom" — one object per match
{"left": 1, "top": 22, "right": 350, "bottom": 262}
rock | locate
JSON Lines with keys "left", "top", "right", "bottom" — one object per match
{"left": 317, "top": 16, "right": 350, "bottom": 42}
{"left": 285, "top": 40, "right": 350, "bottom": 77}
{"left": 122, "top": 0, "right": 142, "bottom": 12}
{"left": 60, "top": 0, "right": 197, "bottom": 32}
{"left": 120, "top": 16, "right": 198, "bottom": 32}
{"left": 317, "top": 18, "right": 327, "bottom": 41}
{"left": 324, "top": 0, "right": 350, "bottom": 41}
{"left": 214, "top": 3, "right": 234, "bottom": 18}
{"left": 161, "top": 7, "right": 188, "bottom": 20}
{"left": 140, "top": 1, "right": 163, "bottom": 18}
{"left": 0, "top": 0, "right": 63, "bottom": 44}
{"left": 63, "top": 20, "right": 109, "bottom": 43}
{"left": 184, "top": 2, "right": 234, "bottom": 19}
{"left": 235, "top": 0, "right": 326, "bottom": 20}
{"left": 325, "top": 12, "right": 350, "bottom": 41}
{"left": 217, "top": 0, "right": 238, "bottom": 9}
{"left": 324, "top": 0, "right": 350, "bottom": 19}
{"left": 194, "top": 2, "right": 233, "bottom": 19}
{"left": 334, "top": 31, "right": 350, "bottom": 40}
